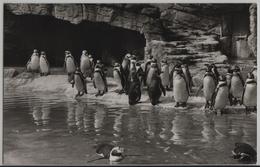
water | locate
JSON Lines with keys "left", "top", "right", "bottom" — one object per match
{"left": 3, "top": 89, "right": 256, "bottom": 165}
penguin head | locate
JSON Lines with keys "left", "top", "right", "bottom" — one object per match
{"left": 113, "top": 63, "right": 120, "bottom": 70}
{"left": 136, "top": 62, "right": 141, "bottom": 67}
{"left": 96, "top": 60, "right": 101, "bottom": 64}
{"left": 131, "top": 55, "right": 137, "bottom": 60}
{"left": 33, "top": 49, "right": 38, "bottom": 53}
{"left": 151, "top": 62, "right": 157, "bottom": 68}
{"left": 109, "top": 146, "right": 125, "bottom": 162}
{"left": 247, "top": 72, "right": 254, "bottom": 79}
{"left": 82, "top": 50, "right": 88, "bottom": 55}
{"left": 40, "top": 51, "right": 46, "bottom": 56}
{"left": 125, "top": 53, "right": 131, "bottom": 59}
{"left": 218, "top": 75, "right": 226, "bottom": 82}
{"left": 161, "top": 59, "right": 167, "bottom": 66}
{"left": 148, "top": 55, "right": 153, "bottom": 60}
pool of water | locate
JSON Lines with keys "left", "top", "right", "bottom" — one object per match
{"left": 3, "top": 89, "right": 257, "bottom": 165}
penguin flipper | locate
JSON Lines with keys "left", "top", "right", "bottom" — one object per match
{"left": 195, "top": 85, "right": 203, "bottom": 96}
{"left": 241, "top": 83, "right": 247, "bottom": 104}
{"left": 93, "top": 79, "right": 96, "bottom": 89}
{"left": 238, "top": 73, "right": 245, "bottom": 86}
{"left": 159, "top": 79, "right": 166, "bottom": 96}
{"left": 211, "top": 87, "right": 219, "bottom": 107}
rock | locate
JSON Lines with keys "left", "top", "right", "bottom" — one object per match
{"left": 141, "top": 7, "right": 160, "bottom": 18}
{"left": 248, "top": 4, "right": 257, "bottom": 57}
{"left": 4, "top": 68, "right": 19, "bottom": 78}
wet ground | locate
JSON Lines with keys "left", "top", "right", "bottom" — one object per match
{"left": 3, "top": 89, "right": 256, "bottom": 165}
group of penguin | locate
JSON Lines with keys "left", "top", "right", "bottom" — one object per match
{"left": 26, "top": 49, "right": 257, "bottom": 113}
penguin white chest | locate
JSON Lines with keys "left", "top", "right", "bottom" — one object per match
{"left": 40, "top": 56, "right": 49, "bottom": 73}
{"left": 203, "top": 76, "right": 216, "bottom": 100}
{"left": 80, "top": 56, "right": 91, "bottom": 73}
{"left": 146, "top": 68, "right": 156, "bottom": 86}
{"left": 113, "top": 71, "right": 123, "bottom": 89}
{"left": 94, "top": 73, "right": 105, "bottom": 91}
{"left": 66, "top": 58, "right": 76, "bottom": 73}
{"left": 31, "top": 55, "right": 40, "bottom": 70}
{"left": 230, "top": 76, "right": 244, "bottom": 98}
{"left": 160, "top": 66, "right": 170, "bottom": 87}
{"left": 214, "top": 86, "right": 229, "bottom": 109}
{"left": 243, "top": 83, "right": 257, "bottom": 107}
{"left": 173, "top": 77, "right": 189, "bottom": 102}
{"left": 252, "top": 70, "right": 257, "bottom": 81}
{"left": 74, "top": 75, "right": 85, "bottom": 92}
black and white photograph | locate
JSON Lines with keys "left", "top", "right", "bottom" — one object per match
{"left": 3, "top": 2, "right": 258, "bottom": 165}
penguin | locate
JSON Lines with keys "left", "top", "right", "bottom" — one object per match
{"left": 251, "top": 60, "right": 257, "bottom": 82}
{"left": 128, "top": 71, "right": 141, "bottom": 105}
{"left": 148, "top": 72, "right": 166, "bottom": 105}
{"left": 196, "top": 67, "right": 216, "bottom": 109}
{"left": 230, "top": 65, "right": 244, "bottom": 105}
{"left": 93, "top": 64, "right": 108, "bottom": 96}
{"left": 80, "top": 50, "right": 92, "bottom": 78}
{"left": 181, "top": 63, "right": 193, "bottom": 92}
{"left": 26, "top": 58, "right": 32, "bottom": 72}
{"left": 121, "top": 53, "right": 131, "bottom": 81}
{"left": 242, "top": 73, "right": 257, "bottom": 113}
{"left": 88, "top": 54, "right": 95, "bottom": 80}
{"left": 170, "top": 62, "right": 182, "bottom": 89}
{"left": 136, "top": 62, "right": 145, "bottom": 89}
{"left": 226, "top": 66, "right": 233, "bottom": 88}
{"left": 160, "top": 59, "right": 170, "bottom": 90}
{"left": 74, "top": 67, "right": 87, "bottom": 98}
{"left": 113, "top": 63, "right": 125, "bottom": 94}
{"left": 173, "top": 67, "right": 189, "bottom": 108}
{"left": 64, "top": 51, "right": 77, "bottom": 85}
{"left": 211, "top": 75, "right": 229, "bottom": 114}
{"left": 144, "top": 55, "right": 153, "bottom": 86}
{"left": 232, "top": 142, "right": 256, "bottom": 163}
{"left": 30, "top": 49, "right": 40, "bottom": 72}
{"left": 209, "top": 63, "right": 219, "bottom": 83}
{"left": 90, "top": 144, "right": 125, "bottom": 163}
{"left": 95, "top": 60, "right": 108, "bottom": 92}
{"left": 146, "top": 60, "right": 159, "bottom": 88}
{"left": 39, "top": 51, "right": 50, "bottom": 76}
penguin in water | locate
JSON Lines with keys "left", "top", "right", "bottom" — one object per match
{"left": 173, "top": 67, "right": 189, "bottom": 108}
{"left": 74, "top": 67, "right": 87, "bottom": 98}
{"left": 128, "top": 71, "right": 142, "bottom": 105}
{"left": 251, "top": 60, "right": 257, "bottom": 82}
{"left": 230, "top": 65, "right": 244, "bottom": 105}
{"left": 242, "top": 73, "right": 257, "bottom": 113}
{"left": 87, "top": 144, "right": 125, "bottom": 163}
{"left": 80, "top": 50, "right": 92, "bottom": 78}
{"left": 148, "top": 72, "right": 166, "bottom": 105}
{"left": 160, "top": 59, "right": 170, "bottom": 91}
{"left": 146, "top": 59, "right": 160, "bottom": 88}
{"left": 64, "top": 51, "right": 77, "bottom": 86}
{"left": 232, "top": 142, "right": 256, "bottom": 163}
{"left": 93, "top": 64, "right": 108, "bottom": 96}
{"left": 113, "top": 63, "right": 125, "bottom": 94}
{"left": 196, "top": 65, "right": 216, "bottom": 109}
{"left": 39, "top": 51, "right": 50, "bottom": 76}
{"left": 181, "top": 63, "right": 193, "bottom": 92}
{"left": 211, "top": 75, "right": 229, "bottom": 114}
{"left": 29, "top": 49, "right": 40, "bottom": 72}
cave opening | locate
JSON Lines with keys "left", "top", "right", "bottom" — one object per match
{"left": 4, "top": 10, "right": 146, "bottom": 67}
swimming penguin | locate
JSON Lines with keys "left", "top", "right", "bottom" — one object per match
{"left": 232, "top": 142, "right": 256, "bottom": 163}
{"left": 128, "top": 71, "right": 142, "bottom": 105}
{"left": 242, "top": 73, "right": 257, "bottom": 113}
{"left": 30, "top": 49, "right": 40, "bottom": 72}
{"left": 146, "top": 60, "right": 159, "bottom": 88}
{"left": 251, "top": 60, "right": 257, "bottom": 82}
{"left": 160, "top": 59, "right": 170, "bottom": 90}
{"left": 196, "top": 67, "right": 216, "bottom": 109}
{"left": 173, "top": 67, "right": 189, "bottom": 108}
{"left": 80, "top": 50, "right": 92, "bottom": 78}
{"left": 211, "top": 75, "right": 229, "bottom": 114}
{"left": 148, "top": 72, "right": 166, "bottom": 105}
{"left": 39, "top": 51, "right": 50, "bottom": 76}
{"left": 74, "top": 67, "right": 87, "bottom": 98}
{"left": 64, "top": 51, "right": 77, "bottom": 85}
{"left": 88, "top": 144, "right": 125, "bottom": 163}
{"left": 230, "top": 65, "right": 244, "bottom": 105}
{"left": 181, "top": 63, "right": 193, "bottom": 92}
{"left": 113, "top": 63, "right": 125, "bottom": 94}
{"left": 93, "top": 64, "right": 108, "bottom": 96}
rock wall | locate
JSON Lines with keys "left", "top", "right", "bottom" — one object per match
{"left": 4, "top": 3, "right": 257, "bottom": 67}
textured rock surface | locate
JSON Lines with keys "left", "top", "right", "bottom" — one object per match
{"left": 248, "top": 4, "right": 257, "bottom": 57}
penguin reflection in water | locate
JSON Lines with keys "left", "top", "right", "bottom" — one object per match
{"left": 242, "top": 73, "right": 257, "bottom": 113}
{"left": 93, "top": 64, "right": 108, "bottom": 96}
{"left": 148, "top": 72, "right": 166, "bottom": 105}
{"left": 232, "top": 142, "right": 256, "bottom": 163}
{"left": 74, "top": 67, "right": 87, "bottom": 98}
{"left": 64, "top": 51, "right": 77, "bottom": 85}
{"left": 39, "top": 51, "right": 50, "bottom": 76}
{"left": 211, "top": 75, "right": 229, "bottom": 114}
{"left": 173, "top": 67, "right": 189, "bottom": 108}
{"left": 230, "top": 65, "right": 244, "bottom": 105}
